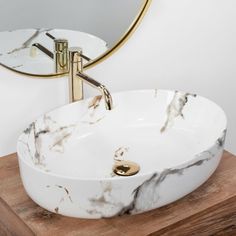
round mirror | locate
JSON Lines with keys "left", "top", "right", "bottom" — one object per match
{"left": 0, "top": 0, "right": 150, "bottom": 77}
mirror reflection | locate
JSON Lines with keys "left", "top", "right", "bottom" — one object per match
{"left": 0, "top": 29, "right": 107, "bottom": 74}
{"left": 0, "top": 0, "right": 145, "bottom": 76}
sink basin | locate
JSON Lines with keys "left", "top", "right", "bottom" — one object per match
{"left": 17, "top": 89, "right": 227, "bottom": 218}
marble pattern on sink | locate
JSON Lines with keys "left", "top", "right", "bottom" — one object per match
{"left": 6, "top": 29, "right": 51, "bottom": 55}
{"left": 17, "top": 89, "right": 227, "bottom": 218}
{"left": 18, "top": 95, "right": 107, "bottom": 171}
{"left": 80, "top": 129, "right": 226, "bottom": 218}
{"left": 161, "top": 91, "right": 197, "bottom": 132}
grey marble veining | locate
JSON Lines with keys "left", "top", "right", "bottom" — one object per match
{"left": 117, "top": 155, "right": 213, "bottom": 215}
{"left": 161, "top": 91, "right": 197, "bottom": 132}
{"left": 12, "top": 64, "right": 23, "bottom": 69}
{"left": 46, "top": 184, "right": 73, "bottom": 214}
{"left": 216, "top": 129, "right": 227, "bottom": 148}
{"left": 116, "top": 131, "right": 226, "bottom": 216}
{"left": 7, "top": 28, "right": 52, "bottom": 55}
{"left": 87, "top": 182, "right": 124, "bottom": 217}
{"left": 20, "top": 115, "right": 76, "bottom": 167}
{"left": 84, "top": 132, "right": 223, "bottom": 218}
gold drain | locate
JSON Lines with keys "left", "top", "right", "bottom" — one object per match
{"left": 113, "top": 160, "right": 140, "bottom": 176}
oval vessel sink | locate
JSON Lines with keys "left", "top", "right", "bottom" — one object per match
{"left": 17, "top": 90, "right": 227, "bottom": 218}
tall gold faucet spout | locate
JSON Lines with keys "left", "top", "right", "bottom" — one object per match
{"left": 99, "top": 85, "right": 113, "bottom": 111}
{"left": 69, "top": 47, "right": 113, "bottom": 110}
{"left": 77, "top": 72, "right": 113, "bottom": 110}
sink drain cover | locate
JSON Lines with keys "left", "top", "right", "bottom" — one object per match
{"left": 113, "top": 160, "right": 140, "bottom": 176}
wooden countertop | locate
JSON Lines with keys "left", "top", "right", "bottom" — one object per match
{"left": 0, "top": 151, "right": 236, "bottom": 236}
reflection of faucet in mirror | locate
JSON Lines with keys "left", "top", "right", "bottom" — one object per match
{"left": 31, "top": 32, "right": 92, "bottom": 74}
{"left": 69, "top": 47, "right": 113, "bottom": 110}
{"left": 45, "top": 33, "right": 92, "bottom": 62}
{"left": 31, "top": 33, "right": 69, "bottom": 73}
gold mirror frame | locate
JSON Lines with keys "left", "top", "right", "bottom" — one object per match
{"left": 0, "top": 0, "right": 151, "bottom": 78}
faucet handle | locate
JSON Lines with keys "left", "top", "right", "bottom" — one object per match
{"left": 45, "top": 32, "right": 56, "bottom": 40}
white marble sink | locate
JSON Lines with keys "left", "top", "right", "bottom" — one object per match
{"left": 17, "top": 89, "right": 227, "bottom": 218}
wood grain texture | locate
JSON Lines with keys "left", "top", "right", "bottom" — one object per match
{"left": 149, "top": 196, "right": 236, "bottom": 236}
{"left": 0, "top": 197, "right": 34, "bottom": 236}
{"left": 0, "top": 151, "right": 235, "bottom": 236}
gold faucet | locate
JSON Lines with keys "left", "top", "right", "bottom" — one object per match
{"left": 31, "top": 33, "right": 69, "bottom": 73}
{"left": 68, "top": 47, "right": 113, "bottom": 110}
{"left": 31, "top": 39, "right": 68, "bottom": 73}
{"left": 31, "top": 32, "right": 92, "bottom": 74}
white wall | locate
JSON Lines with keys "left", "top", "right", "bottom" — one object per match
{"left": 0, "top": 0, "right": 144, "bottom": 47}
